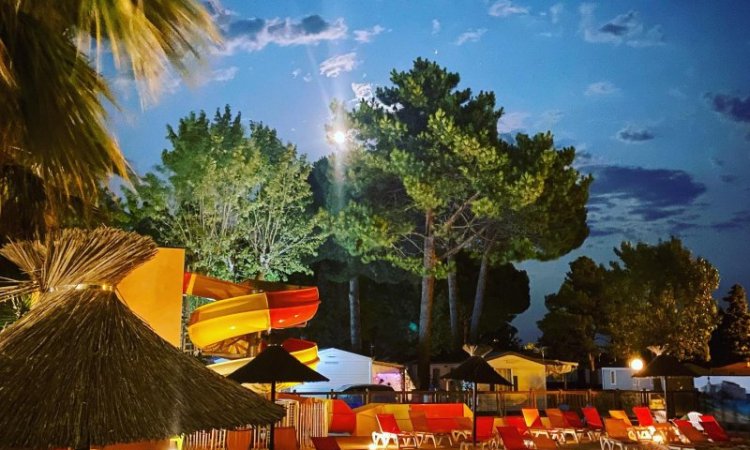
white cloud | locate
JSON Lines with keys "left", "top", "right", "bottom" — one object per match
{"left": 537, "top": 110, "right": 564, "bottom": 128}
{"left": 303, "top": 73, "right": 313, "bottom": 82}
{"left": 549, "top": 3, "right": 564, "bottom": 24}
{"left": 489, "top": 0, "right": 529, "bottom": 17}
{"left": 319, "top": 52, "right": 359, "bottom": 78}
{"left": 291, "top": 68, "right": 301, "bottom": 78}
{"left": 220, "top": 15, "right": 347, "bottom": 54}
{"left": 211, "top": 66, "right": 239, "bottom": 82}
{"left": 455, "top": 28, "right": 487, "bottom": 45}
{"left": 585, "top": 81, "right": 619, "bottom": 96}
{"left": 579, "top": 3, "right": 664, "bottom": 47}
{"left": 350, "top": 82, "right": 402, "bottom": 113}
{"left": 497, "top": 111, "right": 531, "bottom": 133}
{"left": 432, "top": 19, "right": 441, "bottom": 34}
{"left": 351, "top": 82, "right": 374, "bottom": 101}
{"left": 354, "top": 25, "right": 385, "bottom": 43}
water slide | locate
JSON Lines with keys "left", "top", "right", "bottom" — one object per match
{"left": 183, "top": 272, "right": 321, "bottom": 375}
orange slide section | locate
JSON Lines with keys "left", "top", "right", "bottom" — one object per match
{"left": 184, "top": 272, "right": 321, "bottom": 375}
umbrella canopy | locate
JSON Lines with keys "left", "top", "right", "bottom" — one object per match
{"left": 0, "top": 228, "right": 285, "bottom": 449}
{"left": 227, "top": 343, "right": 328, "bottom": 450}
{"left": 227, "top": 344, "right": 329, "bottom": 385}
{"left": 441, "top": 346, "right": 511, "bottom": 448}
{"left": 632, "top": 354, "right": 699, "bottom": 378}
{"left": 442, "top": 356, "right": 513, "bottom": 386}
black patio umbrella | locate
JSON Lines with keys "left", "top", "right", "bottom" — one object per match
{"left": 227, "top": 344, "right": 329, "bottom": 450}
{"left": 632, "top": 354, "right": 698, "bottom": 418}
{"left": 442, "top": 346, "right": 512, "bottom": 448}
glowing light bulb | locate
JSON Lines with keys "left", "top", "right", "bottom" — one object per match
{"left": 629, "top": 358, "right": 644, "bottom": 371}
{"left": 333, "top": 130, "right": 347, "bottom": 144}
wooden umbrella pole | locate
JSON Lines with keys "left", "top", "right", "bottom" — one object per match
{"left": 472, "top": 381, "right": 478, "bottom": 447}
{"left": 270, "top": 381, "right": 277, "bottom": 450}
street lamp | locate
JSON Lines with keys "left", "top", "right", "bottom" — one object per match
{"left": 629, "top": 357, "right": 644, "bottom": 371}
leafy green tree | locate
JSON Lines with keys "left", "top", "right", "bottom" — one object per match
{"left": 538, "top": 256, "right": 608, "bottom": 371}
{"left": 465, "top": 133, "right": 591, "bottom": 343}
{"left": 310, "top": 154, "right": 414, "bottom": 352}
{"left": 710, "top": 284, "right": 750, "bottom": 364}
{"left": 125, "top": 107, "right": 324, "bottom": 281}
{"left": 605, "top": 238, "right": 720, "bottom": 361}
{"left": 0, "top": 0, "right": 217, "bottom": 239}
{"left": 331, "top": 59, "right": 549, "bottom": 387}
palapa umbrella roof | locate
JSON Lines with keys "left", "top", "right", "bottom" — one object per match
{"left": 632, "top": 354, "right": 698, "bottom": 378}
{"left": 441, "top": 355, "right": 513, "bottom": 385}
{"left": 227, "top": 344, "right": 329, "bottom": 384}
{"left": 0, "top": 228, "right": 284, "bottom": 449}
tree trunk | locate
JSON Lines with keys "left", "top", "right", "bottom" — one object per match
{"left": 469, "top": 250, "right": 490, "bottom": 343}
{"left": 587, "top": 352, "right": 596, "bottom": 372}
{"left": 418, "top": 210, "right": 436, "bottom": 390}
{"left": 349, "top": 276, "right": 362, "bottom": 353}
{"left": 447, "top": 256, "right": 461, "bottom": 348}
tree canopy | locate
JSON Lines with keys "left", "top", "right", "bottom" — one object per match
{"left": 330, "top": 58, "right": 589, "bottom": 387}
{"left": 124, "top": 107, "right": 324, "bottom": 282}
{"left": 538, "top": 256, "right": 608, "bottom": 370}
{"left": 540, "top": 238, "right": 720, "bottom": 364}
{"left": 710, "top": 284, "right": 750, "bottom": 364}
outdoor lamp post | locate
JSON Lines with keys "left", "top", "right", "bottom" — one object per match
{"left": 629, "top": 358, "right": 644, "bottom": 371}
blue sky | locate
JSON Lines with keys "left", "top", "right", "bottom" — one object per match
{"left": 111, "top": 1, "right": 750, "bottom": 342}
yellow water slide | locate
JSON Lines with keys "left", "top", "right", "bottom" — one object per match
{"left": 183, "top": 272, "right": 322, "bottom": 373}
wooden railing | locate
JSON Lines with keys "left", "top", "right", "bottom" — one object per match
{"left": 293, "top": 388, "right": 701, "bottom": 418}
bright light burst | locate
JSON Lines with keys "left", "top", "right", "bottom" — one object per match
{"left": 332, "top": 130, "right": 347, "bottom": 144}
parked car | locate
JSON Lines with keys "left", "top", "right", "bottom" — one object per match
{"left": 337, "top": 384, "right": 396, "bottom": 408}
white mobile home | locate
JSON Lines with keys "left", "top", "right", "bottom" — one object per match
{"left": 293, "top": 348, "right": 372, "bottom": 393}
{"left": 602, "top": 367, "right": 654, "bottom": 390}
{"left": 293, "top": 348, "right": 410, "bottom": 392}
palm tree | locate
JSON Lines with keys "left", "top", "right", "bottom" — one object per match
{"left": 0, "top": 0, "right": 219, "bottom": 238}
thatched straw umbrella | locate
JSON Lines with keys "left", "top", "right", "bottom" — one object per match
{"left": 0, "top": 228, "right": 284, "bottom": 449}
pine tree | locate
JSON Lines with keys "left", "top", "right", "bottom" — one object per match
{"left": 712, "top": 284, "right": 750, "bottom": 363}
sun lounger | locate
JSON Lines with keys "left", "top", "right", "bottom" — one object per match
{"left": 563, "top": 410, "right": 598, "bottom": 440}
{"left": 409, "top": 409, "right": 452, "bottom": 447}
{"left": 451, "top": 416, "right": 474, "bottom": 442}
{"left": 545, "top": 408, "right": 580, "bottom": 443}
{"left": 374, "top": 413, "right": 419, "bottom": 448}
{"left": 520, "top": 408, "right": 559, "bottom": 441}
{"left": 610, "top": 410, "right": 654, "bottom": 441}
{"left": 496, "top": 426, "right": 557, "bottom": 450}
{"left": 457, "top": 417, "right": 497, "bottom": 450}
{"left": 582, "top": 407, "right": 605, "bottom": 434}
{"left": 601, "top": 418, "right": 642, "bottom": 450}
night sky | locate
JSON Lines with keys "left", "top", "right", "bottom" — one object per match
{"left": 110, "top": 1, "right": 750, "bottom": 342}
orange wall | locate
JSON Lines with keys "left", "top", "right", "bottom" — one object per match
{"left": 118, "top": 248, "right": 185, "bottom": 347}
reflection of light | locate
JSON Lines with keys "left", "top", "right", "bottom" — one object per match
{"left": 368, "top": 444, "right": 376, "bottom": 450}
{"left": 629, "top": 358, "right": 644, "bottom": 371}
{"left": 652, "top": 433, "right": 663, "bottom": 444}
{"left": 333, "top": 130, "right": 347, "bottom": 144}
{"left": 278, "top": 319, "right": 285, "bottom": 324}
